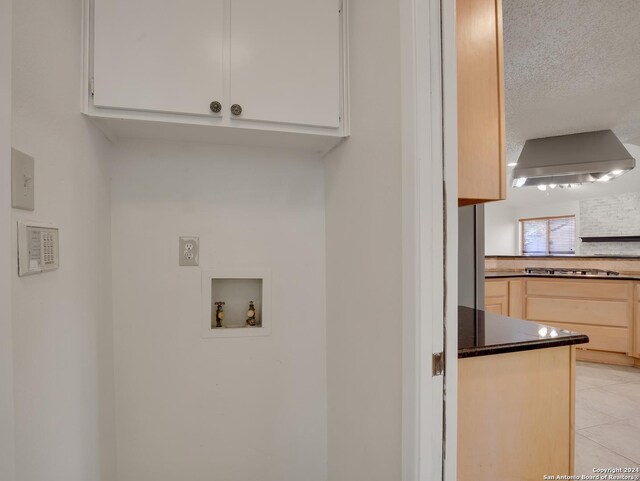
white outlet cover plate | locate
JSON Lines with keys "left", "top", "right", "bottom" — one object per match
{"left": 179, "top": 236, "right": 199, "bottom": 266}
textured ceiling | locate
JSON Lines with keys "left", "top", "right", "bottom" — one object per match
{"left": 503, "top": 0, "right": 640, "bottom": 165}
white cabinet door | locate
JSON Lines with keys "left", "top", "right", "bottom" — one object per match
{"left": 229, "top": 0, "right": 341, "bottom": 128}
{"left": 93, "top": 0, "right": 224, "bottom": 117}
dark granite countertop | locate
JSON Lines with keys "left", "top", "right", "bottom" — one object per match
{"left": 458, "top": 306, "right": 589, "bottom": 359}
{"left": 485, "top": 271, "right": 640, "bottom": 281}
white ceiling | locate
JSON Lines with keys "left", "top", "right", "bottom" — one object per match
{"left": 501, "top": 0, "right": 640, "bottom": 206}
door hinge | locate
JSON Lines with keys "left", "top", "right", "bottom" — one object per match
{"left": 432, "top": 352, "right": 444, "bottom": 376}
{"left": 338, "top": 0, "right": 342, "bottom": 13}
{"left": 90, "top": 77, "right": 95, "bottom": 96}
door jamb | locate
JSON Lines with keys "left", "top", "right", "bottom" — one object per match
{"left": 400, "top": 0, "right": 458, "bottom": 479}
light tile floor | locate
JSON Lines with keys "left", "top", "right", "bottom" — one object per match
{"left": 575, "top": 361, "right": 640, "bottom": 475}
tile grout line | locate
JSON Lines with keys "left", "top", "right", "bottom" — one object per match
{"left": 577, "top": 380, "right": 637, "bottom": 390}
{"left": 577, "top": 433, "right": 640, "bottom": 467}
{"left": 576, "top": 363, "right": 640, "bottom": 468}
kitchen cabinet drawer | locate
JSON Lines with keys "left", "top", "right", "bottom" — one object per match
{"left": 526, "top": 297, "right": 630, "bottom": 328}
{"left": 486, "top": 300, "right": 507, "bottom": 315}
{"left": 546, "top": 323, "right": 629, "bottom": 354}
{"left": 457, "top": 0, "right": 506, "bottom": 205}
{"left": 84, "top": 0, "right": 349, "bottom": 151}
{"left": 526, "top": 279, "right": 631, "bottom": 300}
{"left": 485, "top": 279, "right": 508, "bottom": 297}
{"left": 499, "top": 276, "right": 640, "bottom": 362}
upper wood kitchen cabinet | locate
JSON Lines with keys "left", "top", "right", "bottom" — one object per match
{"left": 457, "top": 0, "right": 506, "bottom": 205}
{"left": 83, "top": 0, "right": 349, "bottom": 152}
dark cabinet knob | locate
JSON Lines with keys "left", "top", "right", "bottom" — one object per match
{"left": 210, "top": 101, "right": 222, "bottom": 113}
{"left": 231, "top": 104, "right": 243, "bottom": 116}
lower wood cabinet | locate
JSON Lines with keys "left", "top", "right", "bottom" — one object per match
{"left": 508, "top": 278, "right": 523, "bottom": 318}
{"left": 485, "top": 277, "right": 640, "bottom": 367}
{"left": 458, "top": 346, "right": 575, "bottom": 480}
{"left": 485, "top": 279, "right": 508, "bottom": 314}
{"left": 485, "top": 279, "right": 523, "bottom": 318}
{"left": 635, "top": 284, "right": 640, "bottom": 359}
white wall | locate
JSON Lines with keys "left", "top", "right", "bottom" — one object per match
{"left": 324, "top": 0, "right": 403, "bottom": 479}
{"left": 485, "top": 200, "right": 581, "bottom": 255}
{"left": 0, "top": 0, "right": 16, "bottom": 479}
{"left": 484, "top": 203, "right": 517, "bottom": 255}
{"left": 11, "top": 0, "right": 116, "bottom": 479}
{"left": 580, "top": 193, "right": 640, "bottom": 256}
{"left": 110, "top": 140, "right": 327, "bottom": 481}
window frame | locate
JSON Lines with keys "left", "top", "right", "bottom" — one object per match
{"left": 519, "top": 215, "right": 576, "bottom": 256}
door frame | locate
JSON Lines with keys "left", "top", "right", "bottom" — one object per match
{"left": 0, "top": 0, "right": 16, "bottom": 479}
{"left": 401, "top": 0, "right": 458, "bottom": 479}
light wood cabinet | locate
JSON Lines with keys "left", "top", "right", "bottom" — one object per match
{"left": 546, "top": 323, "right": 629, "bottom": 354}
{"left": 635, "top": 285, "right": 640, "bottom": 358}
{"left": 486, "top": 277, "right": 640, "bottom": 367}
{"left": 457, "top": 0, "right": 506, "bottom": 206}
{"left": 523, "top": 279, "right": 634, "bottom": 356}
{"left": 84, "top": 0, "right": 349, "bottom": 151}
{"left": 485, "top": 279, "right": 508, "bottom": 314}
{"left": 485, "top": 300, "right": 507, "bottom": 315}
{"left": 507, "top": 278, "right": 523, "bottom": 318}
{"left": 459, "top": 346, "right": 575, "bottom": 480}
{"left": 485, "top": 278, "right": 523, "bottom": 317}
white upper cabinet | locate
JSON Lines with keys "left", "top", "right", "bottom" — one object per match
{"left": 93, "top": 0, "right": 224, "bottom": 117}
{"left": 229, "top": 0, "right": 340, "bottom": 128}
{"left": 84, "top": 0, "right": 349, "bottom": 151}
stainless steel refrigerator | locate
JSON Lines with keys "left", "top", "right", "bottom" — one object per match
{"left": 458, "top": 205, "right": 485, "bottom": 309}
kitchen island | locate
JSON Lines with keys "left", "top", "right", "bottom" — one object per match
{"left": 486, "top": 270, "right": 640, "bottom": 281}
{"left": 485, "top": 272, "right": 640, "bottom": 367}
{"left": 458, "top": 306, "right": 588, "bottom": 481}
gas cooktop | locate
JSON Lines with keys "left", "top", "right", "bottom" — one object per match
{"left": 524, "top": 267, "right": 620, "bottom": 276}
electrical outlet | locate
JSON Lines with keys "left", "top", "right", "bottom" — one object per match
{"left": 179, "top": 236, "right": 199, "bottom": 266}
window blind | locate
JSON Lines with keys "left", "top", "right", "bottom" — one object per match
{"left": 522, "top": 219, "right": 548, "bottom": 255}
{"left": 520, "top": 216, "right": 576, "bottom": 256}
{"left": 549, "top": 217, "right": 576, "bottom": 255}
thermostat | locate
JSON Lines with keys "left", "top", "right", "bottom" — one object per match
{"left": 17, "top": 221, "right": 59, "bottom": 277}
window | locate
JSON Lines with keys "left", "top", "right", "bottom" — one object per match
{"left": 520, "top": 216, "right": 576, "bottom": 256}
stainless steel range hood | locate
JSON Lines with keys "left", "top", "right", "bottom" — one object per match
{"left": 512, "top": 130, "right": 636, "bottom": 188}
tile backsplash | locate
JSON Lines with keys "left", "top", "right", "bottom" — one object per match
{"left": 580, "top": 192, "right": 640, "bottom": 256}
